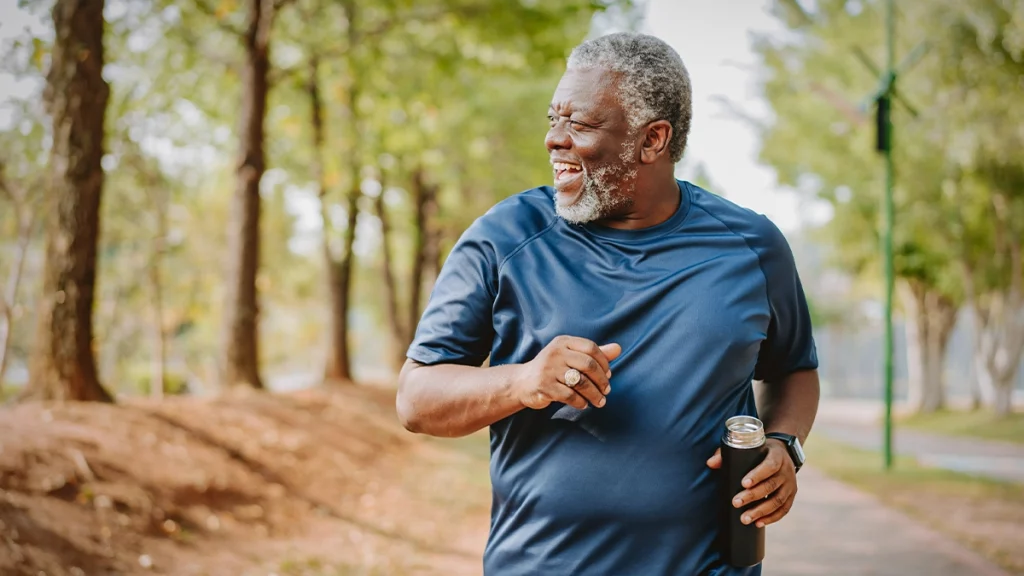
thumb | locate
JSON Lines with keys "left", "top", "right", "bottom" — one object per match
{"left": 706, "top": 447, "right": 722, "bottom": 469}
{"left": 599, "top": 343, "right": 622, "bottom": 361}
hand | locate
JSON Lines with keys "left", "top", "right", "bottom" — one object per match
{"left": 706, "top": 439, "right": 798, "bottom": 528}
{"left": 512, "top": 336, "right": 622, "bottom": 411}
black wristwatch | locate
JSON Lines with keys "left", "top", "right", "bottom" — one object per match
{"left": 765, "top": 432, "right": 805, "bottom": 473}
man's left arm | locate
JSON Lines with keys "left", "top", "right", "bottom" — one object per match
{"left": 705, "top": 370, "right": 819, "bottom": 528}
{"left": 706, "top": 216, "right": 820, "bottom": 528}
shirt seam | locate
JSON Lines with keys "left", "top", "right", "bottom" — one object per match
{"left": 495, "top": 215, "right": 560, "bottom": 279}
{"left": 696, "top": 202, "right": 773, "bottom": 315}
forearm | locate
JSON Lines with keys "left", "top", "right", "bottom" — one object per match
{"left": 754, "top": 369, "right": 820, "bottom": 443}
{"left": 396, "top": 360, "right": 526, "bottom": 438}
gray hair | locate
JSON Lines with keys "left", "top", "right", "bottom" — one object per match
{"left": 567, "top": 32, "right": 692, "bottom": 163}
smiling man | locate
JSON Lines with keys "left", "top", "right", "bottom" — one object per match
{"left": 396, "top": 33, "right": 820, "bottom": 575}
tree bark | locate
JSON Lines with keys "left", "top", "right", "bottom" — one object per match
{"left": 0, "top": 182, "right": 36, "bottom": 391}
{"left": 900, "top": 280, "right": 957, "bottom": 413}
{"left": 322, "top": 0, "right": 361, "bottom": 383}
{"left": 219, "top": 0, "right": 275, "bottom": 389}
{"left": 901, "top": 281, "right": 930, "bottom": 412}
{"left": 374, "top": 175, "right": 406, "bottom": 369}
{"left": 307, "top": 54, "right": 353, "bottom": 383}
{"left": 408, "top": 168, "right": 439, "bottom": 342}
{"left": 962, "top": 237, "right": 1024, "bottom": 416}
{"left": 323, "top": 187, "right": 358, "bottom": 382}
{"left": 26, "top": 0, "right": 112, "bottom": 402}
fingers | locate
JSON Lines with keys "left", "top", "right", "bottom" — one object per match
{"left": 741, "top": 448, "right": 784, "bottom": 489}
{"left": 752, "top": 491, "right": 796, "bottom": 528}
{"left": 599, "top": 343, "right": 622, "bottom": 362}
{"left": 706, "top": 448, "right": 722, "bottom": 469}
{"left": 738, "top": 475, "right": 796, "bottom": 527}
{"left": 733, "top": 472, "right": 783, "bottom": 507}
{"left": 564, "top": 350, "right": 610, "bottom": 393}
{"left": 561, "top": 336, "right": 614, "bottom": 378}
{"left": 549, "top": 378, "right": 588, "bottom": 410}
{"left": 561, "top": 370, "right": 606, "bottom": 408}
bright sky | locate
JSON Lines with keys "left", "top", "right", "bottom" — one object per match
{"left": 643, "top": 0, "right": 829, "bottom": 232}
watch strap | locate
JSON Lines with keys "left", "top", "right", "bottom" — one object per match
{"left": 765, "top": 432, "right": 803, "bottom": 471}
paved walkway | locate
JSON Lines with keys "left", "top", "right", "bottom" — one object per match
{"left": 816, "top": 422, "right": 1024, "bottom": 483}
{"left": 767, "top": 467, "right": 1010, "bottom": 575}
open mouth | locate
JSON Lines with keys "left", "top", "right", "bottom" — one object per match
{"left": 552, "top": 161, "right": 583, "bottom": 184}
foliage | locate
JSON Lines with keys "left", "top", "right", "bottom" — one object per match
{"left": 0, "top": 0, "right": 630, "bottom": 392}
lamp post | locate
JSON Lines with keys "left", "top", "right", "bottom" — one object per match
{"left": 853, "top": 0, "right": 926, "bottom": 470}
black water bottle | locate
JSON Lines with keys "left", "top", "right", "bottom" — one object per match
{"left": 719, "top": 415, "right": 769, "bottom": 567}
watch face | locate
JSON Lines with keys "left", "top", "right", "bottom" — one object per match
{"left": 791, "top": 437, "right": 806, "bottom": 465}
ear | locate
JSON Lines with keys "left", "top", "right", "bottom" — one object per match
{"left": 639, "top": 120, "right": 673, "bottom": 164}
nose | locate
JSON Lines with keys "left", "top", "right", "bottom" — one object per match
{"left": 545, "top": 122, "right": 571, "bottom": 152}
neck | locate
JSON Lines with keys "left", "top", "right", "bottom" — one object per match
{"left": 596, "top": 169, "right": 680, "bottom": 230}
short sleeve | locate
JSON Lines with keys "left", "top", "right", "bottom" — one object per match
{"left": 752, "top": 217, "right": 819, "bottom": 383}
{"left": 406, "top": 221, "right": 497, "bottom": 367}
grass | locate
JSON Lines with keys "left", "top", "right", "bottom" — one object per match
{"left": 897, "top": 409, "right": 1024, "bottom": 445}
{"left": 807, "top": 436, "right": 1024, "bottom": 574}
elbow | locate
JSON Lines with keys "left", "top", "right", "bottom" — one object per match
{"left": 395, "top": 362, "right": 425, "bottom": 434}
{"left": 395, "top": 388, "right": 423, "bottom": 434}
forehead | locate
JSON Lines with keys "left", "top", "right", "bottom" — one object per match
{"left": 550, "top": 67, "right": 624, "bottom": 116}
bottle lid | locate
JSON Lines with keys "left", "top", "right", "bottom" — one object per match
{"left": 723, "top": 415, "right": 766, "bottom": 449}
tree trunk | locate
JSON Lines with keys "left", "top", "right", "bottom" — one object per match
{"left": 900, "top": 281, "right": 928, "bottom": 411}
{"left": 219, "top": 0, "right": 275, "bottom": 389}
{"left": 374, "top": 176, "right": 406, "bottom": 369}
{"left": 408, "top": 168, "right": 439, "bottom": 342}
{"left": 962, "top": 241, "right": 1024, "bottom": 416}
{"left": 900, "top": 281, "right": 954, "bottom": 413}
{"left": 0, "top": 194, "right": 35, "bottom": 390}
{"left": 323, "top": 188, "right": 358, "bottom": 382}
{"left": 26, "top": 0, "right": 112, "bottom": 402}
{"left": 992, "top": 375, "right": 1015, "bottom": 416}
{"left": 307, "top": 54, "right": 353, "bottom": 383}
{"left": 901, "top": 278, "right": 954, "bottom": 409}
{"left": 322, "top": 1, "right": 361, "bottom": 384}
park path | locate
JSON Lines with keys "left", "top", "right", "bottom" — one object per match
{"left": 767, "top": 467, "right": 1010, "bottom": 576}
{"left": 814, "top": 421, "right": 1024, "bottom": 483}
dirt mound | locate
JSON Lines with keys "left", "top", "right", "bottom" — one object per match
{"left": 0, "top": 385, "right": 491, "bottom": 576}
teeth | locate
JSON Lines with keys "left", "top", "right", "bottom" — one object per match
{"left": 553, "top": 162, "right": 580, "bottom": 171}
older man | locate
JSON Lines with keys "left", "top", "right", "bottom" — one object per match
{"left": 397, "top": 32, "right": 819, "bottom": 575}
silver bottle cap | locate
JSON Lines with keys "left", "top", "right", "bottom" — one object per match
{"left": 723, "top": 415, "right": 766, "bottom": 449}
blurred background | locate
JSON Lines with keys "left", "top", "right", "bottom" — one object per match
{"left": 0, "top": 0, "right": 1021, "bottom": 575}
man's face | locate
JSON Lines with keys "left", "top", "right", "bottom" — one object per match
{"left": 546, "top": 67, "right": 637, "bottom": 224}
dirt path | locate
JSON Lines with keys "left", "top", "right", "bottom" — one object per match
{"left": 0, "top": 386, "right": 491, "bottom": 576}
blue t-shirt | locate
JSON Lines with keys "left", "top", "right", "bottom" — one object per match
{"left": 407, "top": 181, "right": 818, "bottom": 576}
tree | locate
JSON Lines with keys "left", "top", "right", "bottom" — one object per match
{"left": 25, "top": 0, "right": 113, "bottom": 402}
{"left": 270, "top": 0, "right": 624, "bottom": 378}
{"left": 217, "top": 0, "right": 283, "bottom": 389}
{"left": 755, "top": 0, "right": 964, "bottom": 412}
{"left": 0, "top": 161, "right": 39, "bottom": 393}
{"left": 927, "top": 0, "right": 1024, "bottom": 415}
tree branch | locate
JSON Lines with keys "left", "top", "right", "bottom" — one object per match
{"left": 709, "top": 95, "right": 768, "bottom": 131}
{"left": 194, "top": 0, "right": 245, "bottom": 37}
{"left": 273, "top": 0, "right": 299, "bottom": 12}
{"left": 777, "top": 0, "right": 815, "bottom": 27}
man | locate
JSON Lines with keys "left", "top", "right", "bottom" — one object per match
{"left": 397, "top": 32, "right": 819, "bottom": 576}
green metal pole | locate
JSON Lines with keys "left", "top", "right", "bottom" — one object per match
{"left": 882, "top": 0, "right": 896, "bottom": 471}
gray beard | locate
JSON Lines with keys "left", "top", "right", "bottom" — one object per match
{"left": 555, "top": 163, "right": 635, "bottom": 225}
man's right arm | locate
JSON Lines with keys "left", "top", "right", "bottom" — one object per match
{"left": 397, "top": 337, "right": 621, "bottom": 438}
{"left": 396, "top": 361, "right": 527, "bottom": 438}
